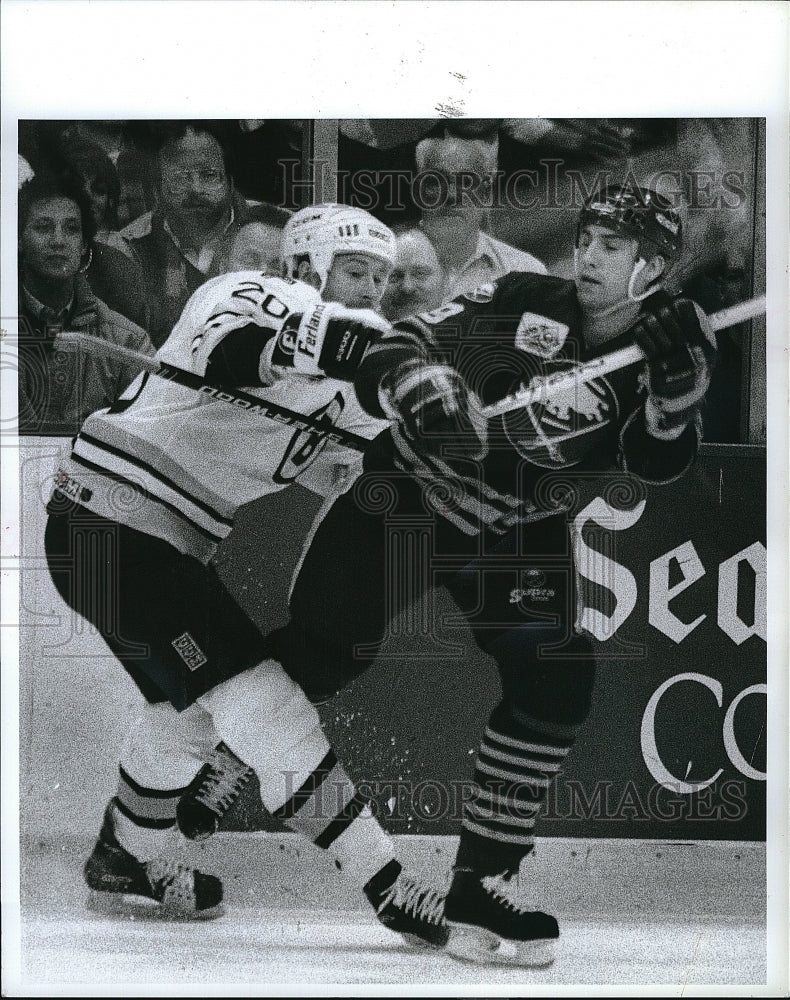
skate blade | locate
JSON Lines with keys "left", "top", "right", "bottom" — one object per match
{"left": 445, "top": 921, "right": 556, "bottom": 967}
{"left": 86, "top": 890, "right": 225, "bottom": 922}
{"left": 398, "top": 929, "right": 451, "bottom": 950}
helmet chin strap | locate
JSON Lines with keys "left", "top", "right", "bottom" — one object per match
{"left": 574, "top": 248, "right": 662, "bottom": 320}
{"left": 628, "top": 257, "right": 664, "bottom": 302}
{"left": 628, "top": 258, "right": 650, "bottom": 302}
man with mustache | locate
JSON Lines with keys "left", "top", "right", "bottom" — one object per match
{"left": 121, "top": 124, "right": 248, "bottom": 347}
{"left": 380, "top": 227, "right": 445, "bottom": 322}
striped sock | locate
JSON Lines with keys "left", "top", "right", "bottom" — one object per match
{"left": 111, "top": 766, "right": 189, "bottom": 861}
{"left": 455, "top": 707, "right": 578, "bottom": 875}
{"left": 273, "top": 748, "right": 395, "bottom": 887}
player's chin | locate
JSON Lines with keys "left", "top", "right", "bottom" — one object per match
{"left": 575, "top": 277, "right": 605, "bottom": 306}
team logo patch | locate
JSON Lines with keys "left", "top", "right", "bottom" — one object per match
{"left": 509, "top": 568, "right": 556, "bottom": 604}
{"left": 463, "top": 282, "right": 495, "bottom": 304}
{"left": 276, "top": 315, "right": 300, "bottom": 357}
{"left": 514, "top": 313, "right": 569, "bottom": 358}
{"left": 503, "top": 367, "right": 617, "bottom": 470}
{"left": 54, "top": 468, "right": 92, "bottom": 503}
{"left": 171, "top": 632, "right": 208, "bottom": 671}
{"left": 273, "top": 392, "right": 346, "bottom": 484}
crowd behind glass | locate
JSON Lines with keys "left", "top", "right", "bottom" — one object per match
{"left": 16, "top": 118, "right": 757, "bottom": 441}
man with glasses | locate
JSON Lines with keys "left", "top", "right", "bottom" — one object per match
{"left": 120, "top": 124, "right": 249, "bottom": 347}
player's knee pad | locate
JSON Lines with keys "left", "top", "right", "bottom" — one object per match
{"left": 197, "top": 660, "right": 329, "bottom": 810}
{"left": 198, "top": 658, "right": 305, "bottom": 729}
{"left": 120, "top": 700, "right": 217, "bottom": 789}
{"left": 487, "top": 626, "right": 597, "bottom": 726}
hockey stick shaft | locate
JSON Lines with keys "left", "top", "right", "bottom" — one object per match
{"left": 479, "top": 294, "right": 767, "bottom": 419}
{"left": 59, "top": 291, "right": 765, "bottom": 443}
{"left": 56, "top": 332, "right": 372, "bottom": 452}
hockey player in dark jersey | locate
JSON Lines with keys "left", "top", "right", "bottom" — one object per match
{"left": 208, "top": 183, "right": 714, "bottom": 966}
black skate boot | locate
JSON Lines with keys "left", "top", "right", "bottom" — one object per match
{"left": 363, "top": 859, "right": 449, "bottom": 949}
{"left": 84, "top": 804, "right": 224, "bottom": 920}
{"left": 176, "top": 742, "right": 252, "bottom": 841}
{"left": 444, "top": 866, "right": 558, "bottom": 966}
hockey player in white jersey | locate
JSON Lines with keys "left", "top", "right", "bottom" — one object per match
{"left": 44, "top": 205, "right": 448, "bottom": 946}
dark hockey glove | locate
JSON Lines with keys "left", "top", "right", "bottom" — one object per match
{"left": 380, "top": 359, "right": 488, "bottom": 461}
{"left": 269, "top": 302, "right": 391, "bottom": 380}
{"left": 632, "top": 297, "right": 716, "bottom": 440}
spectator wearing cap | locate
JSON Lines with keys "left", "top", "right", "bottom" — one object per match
{"left": 120, "top": 125, "right": 248, "bottom": 347}
{"left": 17, "top": 171, "right": 155, "bottom": 435}
{"left": 416, "top": 134, "right": 546, "bottom": 300}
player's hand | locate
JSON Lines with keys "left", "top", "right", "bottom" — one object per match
{"left": 379, "top": 359, "right": 488, "bottom": 461}
{"left": 270, "top": 303, "right": 391, "bottom": 381}
{"left": 632, "top": 297, "right": 716, "bottom": 439}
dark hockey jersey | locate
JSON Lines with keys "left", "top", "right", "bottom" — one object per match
{"left": 354, "top": 272, "right": 713, "bottom": 537}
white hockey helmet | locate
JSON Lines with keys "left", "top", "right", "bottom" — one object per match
{"left": 281, "top": 203, "right": 397, "bottom": 290}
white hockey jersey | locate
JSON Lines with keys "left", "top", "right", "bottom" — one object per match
{"left": 53, "top": 273, "right": 388, "bottom": 563}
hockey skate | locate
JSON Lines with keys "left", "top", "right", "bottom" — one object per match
{"left": 363, "top": 859, "right": 449, "bottom": 949}
{"left": 444, "top": 866, "right": 558, "bottom": 966}
{"left": 84, "top": 804, "right": 224, "bottom": 920}
{"left": 176, "top": 741, "right": 252, "bottom": 841}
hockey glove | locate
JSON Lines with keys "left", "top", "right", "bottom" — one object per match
{"left": 632, "top": 297, "right": 716, "bottom": 440}
{"left": 379, "top": 359, "right": 488, "bottom": 461}
{"left": 269, "top": 302, "right": 391, "bottom": 380}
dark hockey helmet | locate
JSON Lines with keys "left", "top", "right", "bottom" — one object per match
{"left": 577, "top": 184, "right": 682, "bottom": 262}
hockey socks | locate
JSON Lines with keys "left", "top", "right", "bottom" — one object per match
{"left": 454, "top": 705, "right": 578, "bottom": 875}
{"left": 111, "top": 764, "right": 185, "bottom": 861}
{"left": 273, "top": 747, "right": 395, "bottom": 886}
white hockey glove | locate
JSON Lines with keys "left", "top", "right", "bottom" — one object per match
{"left": 269, "top": 302, "right": 391, "bottom": 380}
{"left": 379, "top": 358, "right": 488, "bottom": 461}
{"left": 632, "top": 297, "right": 716, "bottom": 440}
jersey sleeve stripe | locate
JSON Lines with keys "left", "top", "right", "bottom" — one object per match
{"left": 67, "top": 453, "right": 226, "bottom": 545}
{"left": 75, "top": 432, "right": 235, "bottom": 526}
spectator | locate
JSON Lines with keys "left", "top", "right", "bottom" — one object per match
{"left": 416, "top": 134, "right": 546, "bottom": 300}
{"left": 17, "top": 171, "right": 155, "bottom": 435}
{"left": 380, "top": 226, "right": 444, "bottom": 320}
{"left": 227, "top": 203, "right": 292, "bottom": 273}
{"left": 120, "top": 124, "right": 248, "bottom": 347}
{"left": 60, "top": 136, "right": 126, "bottom": 249}
{"left": 18, "top": 154, "right": 34, "bottom": 188}
{"left": 59, "top": 136, "right": 149, "bottom": 329}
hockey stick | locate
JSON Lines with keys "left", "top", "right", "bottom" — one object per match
{"left": 59, "top": 292, "right": 765, "bottom": 445}
{"left": 56, "top": 331, "right": 372, "bottom": 451}
{"left": 480, "top": 294, "right": 767, "bottom": 419}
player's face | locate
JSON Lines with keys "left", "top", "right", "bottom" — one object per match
{"left": 20, "top": 197, "right": 85, "bottom": 282}
{"left": 574, "top": 224, "right": 640, "bottom": 311}
{"left": 381, "top": 231, "right": 444, "bottom": 320}
{"left": 228, "top": 222, "right": 282, "bottom": 273}
{"left": 323, "top": 253, "right": 392, "bottom": 310}
{"left": 158, "top": 130, "right": 231, "bottom": 231}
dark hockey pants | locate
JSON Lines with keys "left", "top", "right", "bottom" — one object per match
{"left": 270, "top": 471, "right": 597, "bottom": 726}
